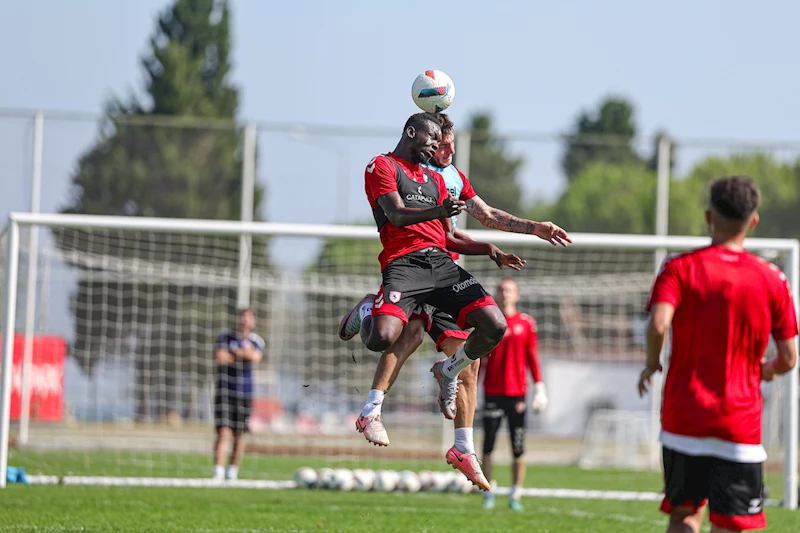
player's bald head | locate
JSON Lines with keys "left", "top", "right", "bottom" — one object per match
{"left": 403, "top": 112, "right": 441, "bottom": 137}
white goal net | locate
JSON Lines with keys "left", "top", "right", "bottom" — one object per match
{"left": 1, "top": 213, "right": 797, "bottom": 509}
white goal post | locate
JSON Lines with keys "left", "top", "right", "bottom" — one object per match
{"left": 1, "top": 211, "right": 797, "bottom": 510}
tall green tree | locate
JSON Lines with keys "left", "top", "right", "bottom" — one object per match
{"left": 466, "top": 113, "right": 525, "bottom": 225}
{"left": 561, "top": 97, "right": 646, "bottom": 181}
{"left": 672, "top": 153, "right": 800, "bottom": 239}
{"left": 547, "top": 162, "right": 698, "bottom": 235}
{"left": 56, "top": 0, "right": 266, "bottom": 422}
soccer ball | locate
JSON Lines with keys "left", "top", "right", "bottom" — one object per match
{"left": 425, "top": 471, "right": 451, "bottom": 492}
{"left": 316, "top": 467, "right": 336, "bottom": 489}
{"left": 331, "top": 468, "right": 355, "bottom": 491}
{"left": 448, "top": 473, "right": 474, "bottom": 494}
{"left": 398, "top": 471, "right": 422, "bottom": 493}
{"left": 294, "top": 466, "right": 317, "bottom": 488}
{"left": 418, "top": 470, "right": 434, "bottom": 490}
{"left": 411, "top": 70, "right": 456, "bottom": 113}
{"left": 374, "top": 470, "right": 399, "bottom": 492}
{"left": 352, "top": 469, "right": 376, "bottom": 491}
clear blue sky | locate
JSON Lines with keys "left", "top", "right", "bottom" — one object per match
{"left": 2, "top": 0, "right": 800, "bottom": 227}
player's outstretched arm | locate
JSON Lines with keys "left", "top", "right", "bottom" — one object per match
{"left": 446, "top": 227, "right": 526, "bottom": 271}
{"left": 377, "top": 192, "right": 464, "bottom": 228}
{"left": 465, "top": 195, "right": 571, "bottom": 247}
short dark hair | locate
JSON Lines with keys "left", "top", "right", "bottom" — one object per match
{"left": 403, "top": 112, "right": 441, "bottom": 134}
{"left": 709, "top": 176, "right": 760, "bottom": 222}
{"left": 436, "top": 113, "right": 454, "bottom": 135}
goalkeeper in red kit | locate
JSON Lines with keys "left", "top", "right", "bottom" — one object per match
{"left": 479, "top": 277, "right": 547, "bottom": 511}
{"left": 639, "top": 176, "right": 798, "bottom": 533}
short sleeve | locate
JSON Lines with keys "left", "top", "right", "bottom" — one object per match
{"left": 646, "top": 256, "right": 683, "bottom": 312}
{"left": 771, "top": 271, "right": 799, "bottom": 341}
{"left": 456, "top": 167, "right": 477, "bottom": 201}
{"left": 432, "top": 170, "right": 448, "bottom": 204}
{"left": 215, "top": 332, "right": 230, "bottom": 350}
{"left": 364, "top": 155, "right": 398, "bottom": 201}
{"left": 250, "top": 334, "right": 266, "bottom": 353}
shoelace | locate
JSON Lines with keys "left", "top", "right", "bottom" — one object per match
{"left": 443, "top": 378, "right": 461, "bottom": 407}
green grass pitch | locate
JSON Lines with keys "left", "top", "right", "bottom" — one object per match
{"left": 1, "top": 449, "right": 796, "bottom": 532}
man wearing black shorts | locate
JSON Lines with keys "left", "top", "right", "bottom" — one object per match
{"left": 213, "top": 308, "right": 264, "bottom": 481}
{"left": 639, "top": 176, "right": 798, "bottom": 532}
{"left": 338, "top": 112, "right": 524, "bottom": 489}
{"left": 480, "top": 278, "right": 546, "bottom": 511}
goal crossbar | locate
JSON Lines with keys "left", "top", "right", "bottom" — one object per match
{"left": 1, "top": 212, "right": 797, "bottom": 511}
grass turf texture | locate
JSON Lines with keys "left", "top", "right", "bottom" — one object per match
{"left": 2, "top": 449, "right": 795, "bottom": 532}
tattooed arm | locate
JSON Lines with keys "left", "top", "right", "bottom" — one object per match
{"left": 464, "top": 195, "right": 572, "bottom": 247}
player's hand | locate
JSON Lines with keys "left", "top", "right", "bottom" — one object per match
{"left": 533, "top": 221, "right": 572, "bottom": 247}
{"left": 637, "top": 363, "right": 663, "bottom": 397}
{"left": 761, "top": 360, "right": 777, "bottom": 382}
{"left": 440, "top": 195, "right": 466, "bottom": 218}
{"left": 487, "top": 245, "right": 526, "bottom": 271}
{"left": 532, "top": 382, "right": 548, "bottom": 413}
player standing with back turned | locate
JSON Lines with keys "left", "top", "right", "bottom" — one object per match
{"left": 639, "top": 176, "right": 798, "bottom": 533}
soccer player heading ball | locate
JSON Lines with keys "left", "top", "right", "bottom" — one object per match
{"left": 339, "top": 111, "right": 569, "bottom": 490}
{"left": 339, "top": 111, "right": 529, "bottom": 489}
{"left": 640, "top": 176, "right": 798, "bottom": 532}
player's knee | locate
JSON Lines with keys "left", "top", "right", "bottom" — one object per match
{"left": 365, "top": 336, "right": 392, "bottom": 353}
{"left": 669, "top": 509, "right": 703, "bottom": 533}
{"left": 482, "top": 316, "right": 507, "bottom": 348}
{"left": 512, "top": 447, "right": 525, "bottom": 460}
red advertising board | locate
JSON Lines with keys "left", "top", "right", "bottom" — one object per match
{"left": 0, "top": 335, "right": 67, "bottom": 422}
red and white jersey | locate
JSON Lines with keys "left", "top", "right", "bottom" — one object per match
{"left": 364, "top": 153, "right": 448, "bottom": 270}
{"left": 481, "top": 312, "right": 542, "bottom": 397}
{"left": 647, "top": 245, "right": 798, "bottom": 462}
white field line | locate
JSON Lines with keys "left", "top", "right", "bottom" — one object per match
{"left": 22, "top": 474, "right": 784, "bottom": 509}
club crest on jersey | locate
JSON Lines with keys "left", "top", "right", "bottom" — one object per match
{"left": 388, "top": 291, "right": 402, "bottom": 303}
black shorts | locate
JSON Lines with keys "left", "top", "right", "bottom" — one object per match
{"left": 411, "top": 304, "right": 471, "bottom": 352}
{"left": 661, "top": 447, "right": 765, "bottom": 530}
{"left": 373, "top": 248, "right": 495, "bottom": 329}
{"left": 214, "top": 392, "right": 252, "bottom": 433}
{"left": 482, "top": 395, "right": 527, "bottom": 458}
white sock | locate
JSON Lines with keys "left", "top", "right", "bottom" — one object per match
{"left": 442, "top": 345, "right": 473, "bottom": 380}
{"left": 214, "top": 465, "right": 225, "bottom": 478}
{"left": 359, "top": 301, "right": 373, "bottom": 322}
{"left": 227, "top": 465, "right": 239, "bottom": 480}
{"left": 510, "top": 484, "right": 521, "bottom": 501}
{"left": 360, "top": 389, "right": 384, "bottom": 418}
{"left": 454, "top": 427, "right": 475, "bottom": 455}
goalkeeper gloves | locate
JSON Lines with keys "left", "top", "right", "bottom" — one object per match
{"left": 532, "top": 382, "right": 548, "bottom": 413}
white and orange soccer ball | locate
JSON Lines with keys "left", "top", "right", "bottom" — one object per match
{"left": 411, "top": 70, "right": 456, "bottom": 113}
